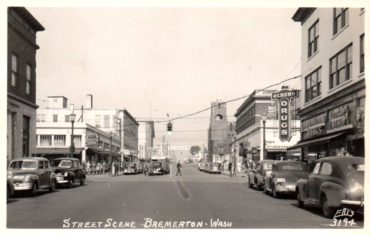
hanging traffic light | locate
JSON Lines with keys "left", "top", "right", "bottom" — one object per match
{"left": 167, "top": 122, "right": 172, "bottom": 132}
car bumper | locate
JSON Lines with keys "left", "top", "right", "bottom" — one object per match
{"left": 13, "top": 182, "right": 33, "bottom": 190}
{"left": 275, "top": 184, "right": 296, "bottom": 193}
{"left": 341, "top": 200, "right": 365, "bottom": 207}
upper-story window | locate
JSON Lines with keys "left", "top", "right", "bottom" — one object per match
{"left": 65, "top": 115, "right": 70, "bottom": 122}
{"left": 308, "top": 20, "right": 319, "bottom": 58}
{"left": 26, "top": 64, "right": 32, "bottom": 95}
{"left": 215, "top": 114, "right": 223, "bottom": 120}
{"left": 11, "top": 54, "right": 18, "bottom": 87}
{"left": 95, "top": 115, "right": 102, "bottom": 127}
{"left": 360, "top": 34, "right": 365, "bottom": 73}
{"left": 53, "top": 114, "right": 58, "bottom": 122}
{"left": 333, "top": 8, "right": 349, "bottom": 35}
{"left": 104, "top": 115, "right": 110, "bottom": 128}
{"left": 36, "top": 114, "right": 46, "bottom": 122}
{"left": 329, "top": 44, "right": 352, "bottom": 89}
{"left": 305, "top": 67, "right": 321, "bottom": 102}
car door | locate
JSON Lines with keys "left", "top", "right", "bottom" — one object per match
{"left": 38, "top": 160, "right": 48, "bottom": 187}
{"left": 73, "top": 160, "right": 81, "bottom": 180}
{"left": 265, "top": 164, "right": 274, "bottom": 190}
{"left": 43, "top": 160, "right": 52, "bottom": 186}
{"left": 308, "top": 162, "right": 321, "bottom": 200}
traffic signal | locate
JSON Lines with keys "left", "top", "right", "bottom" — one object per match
{"left": 167, "top": 122, "right": 172, "bottom": 132}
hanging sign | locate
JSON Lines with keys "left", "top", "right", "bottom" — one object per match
{"left": 272, "top": 87, "right": 299, "bottom": 142}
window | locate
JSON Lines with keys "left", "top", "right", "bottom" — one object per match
{"left": 22, "top": 116, "right": 30, "bottom": 157}
{"left": 305, "top": 67, "right": 321, "bottom": 102}
{"left": 36, "top": 114, "right": 46, "bottom": 122}
{"left": 54, "top": 135, "right": 66, "bottom": 146}
{"left": 95, "top": 115, "right": 101, "bottom": 127}
{"left": 104, "top": 115, "right": 110, "bottom": 128}
{"left": 38, "top": 161, "right": 44, "bottom": 169}
{"left": 11, "top": 54, "right": 18, "bottom": 87}
{"left": 65, "top": 115, "right": 70, "bottom": 122}
{"left": 360, "top": 34, "right": 365, "bottom": 73}
{"left": 26, "top": 64, "right": 32, "bottom": 95}
{"left": 320, "top": 162, "right": 333, "bottom": 176}
{"left": 330, "top": 44, "right": 352, "bottom": 89}
{"left": 73, "top": 135, "right": 82, "bottom": 146}
{"left": 40, "top": 135, "right": 52, "bottom": 146}
{"left": 308, "top": 20, "right": 319, "bottom": 57}
{"left": 44, "top": 161, "right": 50, "bottom": 169}
{"left": 333, "top": 8, "right": 349, "bottom": 35}
{"left": 53, "top": 114, "right": 58, "bottom": 122}
{"left": 215, "top": 114, "right": 223, "bottom": 120}
{"left": 312, "top": 163, "right": 321, "bottom": 174}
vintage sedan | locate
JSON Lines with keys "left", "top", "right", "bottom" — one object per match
{"left": 124, "top": 162, "right": 138, "bottom": 175}
{"left": 296, "top": 156, "right": 364, "bottom": 218}
{"left": 247, "top": 160, "right": 275, "bottom": 190}
{"left": 51, "top": 158, "right": 86, "bottom": 188}
{"left": 264, "top": 160, "right": 308, "bottom": 198}
{"left": 149, "top": 161, "right": 163, "bottom": 175}
{"left": 208, "top": 163, "right": 221, "bottom": 174}
{"left": 7, "top": 157, "right": 57, "bottom": 196}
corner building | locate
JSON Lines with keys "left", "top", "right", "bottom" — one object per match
{"left": 291, "top": 8, "right": 365, "bottom": 159}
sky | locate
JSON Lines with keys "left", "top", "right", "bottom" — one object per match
{"left": 28, "top": 7, "right": 302, "bottom": 147}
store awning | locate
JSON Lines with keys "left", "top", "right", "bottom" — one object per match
{"left": 287, "top": 132, "right": 345, "bottom": 150}
{"left": 34, "top": 147, "right": 84, "bottom": 155}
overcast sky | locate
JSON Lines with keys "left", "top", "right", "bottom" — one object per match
{"left": 28, "top": 7, "right": 301, "bottom": 147}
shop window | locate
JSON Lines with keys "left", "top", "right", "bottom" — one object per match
{"left": 40, "top": 135, "right": 52, "bottom": 146}
{"left": 54, "top": 135, "right": 66, "bottom": 146}
{"left": 73, "top": 135, "right": 82, "bottom": 146}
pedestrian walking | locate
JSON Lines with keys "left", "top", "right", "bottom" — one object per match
{"left": 86, "top": 161, "right": 91, "bottom": 175}
{"left": 111, "top": 161, "right": 116, "bottom": 176}
{"left": 176, "top": 161, "right": 182, "bottom": 176}
{"left": 228, "top": 162, "right": 233, "bottom": 177}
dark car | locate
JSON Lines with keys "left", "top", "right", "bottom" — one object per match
{"left": 124, "top": 162, "right": 138, "bottom": 175}
{"left": 264, "top": 161, "right": 309, "bottom": 198}
{"left": 51, "top": 158, "right": 86, "bottom": 188}
{"left": 7, "top": 157, "right": 57, "bottom": 196}
{"left": 247, "top": 160, "right": 275, "bottom": 190}
{"left": 296, "top": 156, "right": 364, "bottom": 218}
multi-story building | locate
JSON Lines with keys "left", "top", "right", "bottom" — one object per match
{"left": 291, "top": 8, "right": 365, "bottom": 160}
{"left": 138, "top": 121, "right": 155, "bottom": 160}
{"left": 234, "top": 89, "right": 301, "bottom": 166}
{"left": 207, "top": 101, "right": 234, "bottom": 163}
{"left": 7, "top": 7, "right": 44, "bottom": 164}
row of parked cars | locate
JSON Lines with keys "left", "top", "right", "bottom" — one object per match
{"left": 198, "top": 162, "right": 222, "bottom": 174}
{"left": 7, "top": 157, "right": 86, "bottom": 198}
{"left": 247, "top": 156, "right": 364, "bottom": 218}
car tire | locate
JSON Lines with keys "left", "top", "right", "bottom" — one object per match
{"left": 80, "top": 178, "right": 85, "bottom": 186}
{"left": 29, "top": 183, "right": 37, "bottom": 197}
{"left": 49, "top": 179, "right": 56, "bottom": 192}
{"left": 272, "top": 185, "right": 279, "bottom": 198}
{"left": 321, "top": 195, "right": 335, "bottom": 218}
{"left": 297, "top": 190, "right": 304, "bottom": 208}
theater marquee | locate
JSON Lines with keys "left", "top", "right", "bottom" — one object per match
{"left": 272, "top": 88, "right": 299, "bottom": 142}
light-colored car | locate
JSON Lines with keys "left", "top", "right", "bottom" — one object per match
{"left": 208, "top": 163, "right": 221, "bottom": 174}
{"left": 7, "top": 157, "right": 57, "bottom": 196}
{"left": 247, "top": 160, "right": 275, "bottom": 190}
{"left": 296, "top": 156, "right": 364, "bottom": 218}
{"left": 124, "top": 162, "right": 138, "bottom": 175}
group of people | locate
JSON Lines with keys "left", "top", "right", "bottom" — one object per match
{"left": 84, "top": 160, "right": 108, "bottom": 175}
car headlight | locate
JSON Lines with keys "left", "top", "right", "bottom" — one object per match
{"left": 275, "top": 178, "right": 286, "bottom": 183}
{"left": 64, "top": 172, "right": 69, "bottom": 177}
{"left": 24, "top": 175, "right": 32, "bottom": 182}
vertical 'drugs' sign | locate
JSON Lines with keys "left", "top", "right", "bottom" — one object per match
{"left": 272, "top": 87, "right": 299, "bottom": 142}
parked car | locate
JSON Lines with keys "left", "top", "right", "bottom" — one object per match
{"left": 7, "top": 179, "right": 15, "bottom": 199}
{"left": 7, "top": 157, "right": 57, "bottom": 196}
{"left": 198, "top": 162, "right": 205, "bottom": 171}
{"left": 149, "top": 161, "right": 163, "bottom": 175}
{"left": 264, "top": 160, "right": 308, "bottom": 198}
{"left": 208, "top": 163, "right": 221, "bottom": 174}
{"left": 296, "top": 156, "right": 364, "bottom": 218}
{"left": 247, "top": 160, "right": 275, "bottom": 190}
{"left": 124, "top": 162, "right": 138, "bottom": 175}
{"left": 51, "top": 158, "right": 86, "bottom": 188}
{"left": 204, "top": 162, "right": 211, "bottom": 173}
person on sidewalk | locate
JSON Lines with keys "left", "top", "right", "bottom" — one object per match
{"left": 228, "top": 162, "right": 233, "bottom": 177}
{"left": 176, "top": 161, "right": 182, "bottom": 176}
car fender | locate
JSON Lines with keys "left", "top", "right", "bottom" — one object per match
{"left": 320, "top": 182, "right": 344, "bottom": 207}
{"left": 264, "top": 175, "right": 272, "bottom": 190}
{"left": 296, "top": 179, "right": 308, "bottom": 200}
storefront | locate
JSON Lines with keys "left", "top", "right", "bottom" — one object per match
{"left": 290, "top": 80, "right": 365, "bottom": 159}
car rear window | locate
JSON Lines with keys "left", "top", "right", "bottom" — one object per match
{"left": 9, "top": 160, "right": 37, "bottom": 169}
{"left": 277, "top": 163, "right": 305, "bottom": 171}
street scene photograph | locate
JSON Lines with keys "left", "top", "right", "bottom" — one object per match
{"left": 3, "top": 0, "right": 368, "bottom": 232}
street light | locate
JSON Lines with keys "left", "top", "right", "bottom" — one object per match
{"left": 261, "top": 113, "right": 267, "bottom": 161}
{"left": 69, "top": 112, "right": 76, "bottom": 158}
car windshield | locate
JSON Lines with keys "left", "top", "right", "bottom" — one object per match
{"left": 52, "top": 160, "right": 72, "bottom": 168}
{"left": 263, "top": 163, "right": 273, "bottom": 170}
{"left": 276, "top": 163, "right": 305, "bottom": 171}
{"left": 152, "top": 162, "right": 161, "bottom": 167}
{"left": 9, "top": 160, "right": 37, "bottom": 170}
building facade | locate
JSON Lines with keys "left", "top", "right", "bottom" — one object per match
{"left": 7, "top": 7, "right": 44, "bottom": 164}
{"left": 234, "top": 89, "right": 301, "bottom": 167}
{"left": 138, "top": 121, "right": 155, "bottom": 160}
{"left": 207, "top": 101, "right": 234, "bottom": 163}
{"left": 292, "top": 8, "right": 365, "bottom": 160}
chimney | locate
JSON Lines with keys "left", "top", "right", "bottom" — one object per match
{"left": 86, "top": 94, "right": 93, "bottom": 109}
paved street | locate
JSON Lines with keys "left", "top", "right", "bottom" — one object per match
{"left": 7, "top": 163, "right": 363, "bottom": 229}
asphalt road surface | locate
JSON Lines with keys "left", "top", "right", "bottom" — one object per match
{"left": 7, "top": 163, "right": 364, "bottom": 229}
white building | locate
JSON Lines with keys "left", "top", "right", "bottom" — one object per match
{"left": 138, "top": 121, "right": 155, "bottom": 160}
{"left": 291, "top": 8, "right": 365, "bottom": 159}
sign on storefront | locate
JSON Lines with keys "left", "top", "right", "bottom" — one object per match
{"left": 302, "top": 113, "right": 326, "bottom": 139}
{"left": 272, "top": 87, "right": 299, "bottom": 142}
{"left": 327, "top": 103, "right": 354, "bottom": 133}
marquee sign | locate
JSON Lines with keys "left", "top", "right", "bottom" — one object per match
{"left": 272, "top": 88, "right": 299, "bottom": 142}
